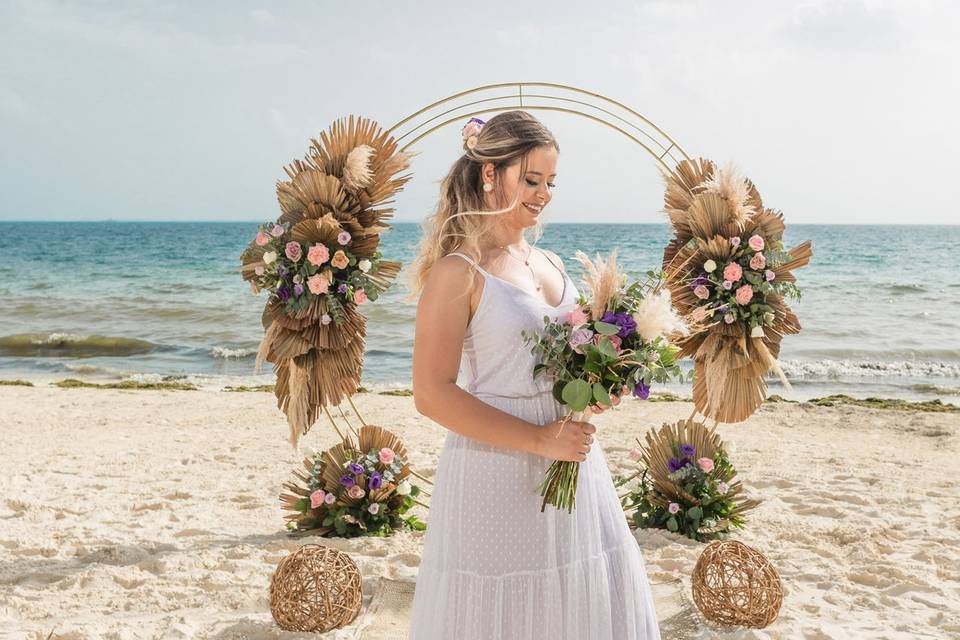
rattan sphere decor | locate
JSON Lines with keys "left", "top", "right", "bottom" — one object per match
{"left": 691, "top": 540, "right": 782, "bottom": 628}
{"left": 269, "top": 544, "right": 363, "bottom": 633}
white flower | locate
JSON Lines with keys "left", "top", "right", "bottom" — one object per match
{"left": 358, "top": 259, "right": 372, "bottom": 273}
{"left": 262, "top": 250, "right": 277, "bottom": 264}
{"left": 395, "top": 479, "right": 411, "bottom": 496}
{"left": 321, "top": 313, "right": 332, "bottom": 325}
{"left": 703, "top": 259, "right": 717, "bottom": 273}
{"left": 751, "top": 325, "right": 765, "bottom": 338}
{"left": 631, "top": 289, "right": 687, "bottom": 342}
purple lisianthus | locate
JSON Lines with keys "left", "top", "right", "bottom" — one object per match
{"left": 680, "top": 443, "right": 696, "bottom": 457}
{"left": 293, "top": 283, "right": 305, "bottom": 296}
{"left": 633, "top": 381, "right": 650, "bottom": 400}
{"left": 690, "top": 274, "right": 710, "bottom": 288}
{"left": 667, "top": 457, "right": 685, "bottom": 473}
{"left": 339, "top": 474, "right": 356, "bottom": 488}
{"left": 277, "top": 285, "right": 291, "bottom": 302}
{"left": 337, "top": 283, "right": 349, "bottom": 294}
{"left": 569, "top": 327, "right": 594, "bottom": 351}
{"left": 601, "top": 310, "right": 638, "bottom": 338}
{"left": 368, "top": 471, "right": 382, "bottom": 490}
{"left": 347, "top": 462, "right": 364, "bottom": 474}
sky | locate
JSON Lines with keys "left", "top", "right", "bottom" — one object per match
{"left": 0, "top": 0, "right": 956, "bottom": 224}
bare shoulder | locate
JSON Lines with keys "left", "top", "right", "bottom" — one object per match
{"left": 421, "top": 253, "right": 481, "bottom": 301}
{"left": 538, "top": 247, "right": 566, "bottom": 272}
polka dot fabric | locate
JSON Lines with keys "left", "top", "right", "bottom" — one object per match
{"left": 408, "top": 252, "right": 661, "bottom": 639}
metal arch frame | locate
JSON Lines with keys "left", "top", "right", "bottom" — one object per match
{"left": 385, "top": 82, "right": 692, "bottom": 177}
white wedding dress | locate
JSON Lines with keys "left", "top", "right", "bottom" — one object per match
{"left": 408, "top": 250, "right": 661, "bottom": 640}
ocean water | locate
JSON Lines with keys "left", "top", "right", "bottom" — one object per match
{"left": 0, "top": 221, "right": 958, "bottom": 403}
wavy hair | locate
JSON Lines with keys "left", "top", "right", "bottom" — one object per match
{"left": 404, "top": 110, "right": 559, "bottom": 302}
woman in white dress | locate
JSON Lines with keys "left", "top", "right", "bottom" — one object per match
{"left": 406, "top": 110, "right": 661, "bottom": 639}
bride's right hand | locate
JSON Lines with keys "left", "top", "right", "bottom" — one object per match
{"left": 535, "top": 417, "right": 596, "bottom": 462}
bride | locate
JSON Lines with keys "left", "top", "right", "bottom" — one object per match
{"left": 405, "top": 110, "right": 661, "bottom": 639}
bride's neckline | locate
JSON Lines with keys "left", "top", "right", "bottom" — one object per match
{"left": 473, "top": 259, "right": 571, "bottom": 310}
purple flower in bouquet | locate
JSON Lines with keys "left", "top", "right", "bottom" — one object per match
{"left": 337, "top": 283, "right": 349, "bottom": 294}
{"left": 277, "top": 285, "right": 291, "bottom": 302}
{"left": 347, "top": 462, "right": 364, "bottom": 474}
{"left": 569, "top": 327, "right": 594, "bottom": 351}
{"left": 633, "top": 381, "right": 650, "bottom": 400}
{"left": 680, "top": 443, "right": 696, "bottom": 457}
{"left": 368, "top": 471, "right": 382, "bottom": 490}
{"left": 690, "top": 274, "right": 710, "bottom": 288}
{"left": 601, "top": 311, "right": 637, "bottom": 338}
{"left": 668, "top": 458, "right": 685, "bottom": 473}
{"left": 339, "top": 474, "right": 356, "bottom": 487}
{"left": 293, "top": 284, "right": 305, "bottom": 296}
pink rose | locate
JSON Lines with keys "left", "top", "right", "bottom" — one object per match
{"left": 730, "top": 236, "right": 741, "bottom": 247}
{"left": 367, "top": 503, "right": 380, "bottom": 515}
{"left": 354, "top": 289, "right": 368, "bottom": 305}
{"left": 337, "top": 231, "right": 351, "bottom": 245}
{"left": 693, "top": 285, "right": 710, "bottom": 300}
{"left": 324, "top": 492, "right": 336, "bottom": 504}
{"left": 722, "top": 262, "right": 742, "bottom": 283}
{"left": 735, "top": 284, "right": 754, "bottom": 305}
{"left": 331, "top": 250, "right": 349, "bottom": 270}
{"left": 270, "top": 224, "right": 285, "bottom": 238}
{"left": 310, "top": 489, "right": 325, "bottom": 509}
{"left": 668, "top": 502, "right": 680, "bottom": 514}
{"left": 307, "top": 243, "right": 329, "bottom": 266}
{"left": 307, "top": 274, "right": 330, "bottom": 295}
{"left": 691, "top": 306, "right": 709, "bottom": 322}
{"left": 566, "top": 305, "right": 589, "bottom": 327}
{"left": 748, "top": 234, "right": 765, "bottom": 251}
{"left": 722, "top": 280, "right": 733, "bottom": 290}
{"left": 347, "top": 485, "right": 365, "bottom": 499}
{"left": 765, "top": 269, "right": 776, "bottom": 282}
{"left": 724, "top": 314, "right": 735, "bottom": 324}
{"left": 378, "top": 447, "right": 396, "bottom": 465}
{"left": 285, "top": 241, "right": 303, "bottom": 262}
{"left": 697, "top": 457, "right": 714, "bottom": 472}
{"left": 592, "top": 333, "right": 622, "bottom": 353}
{"left": 611, "top": 395, "right": 621, "bottom": 406}
{"left": 255, "top": 231, "right": 270, "bottom": 246}
{"left": 749, "top": 253, "right": 765, "bottom": 270}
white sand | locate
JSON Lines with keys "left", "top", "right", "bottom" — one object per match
{"left": 1, "top": 385, "right": 958, "bottom": 639}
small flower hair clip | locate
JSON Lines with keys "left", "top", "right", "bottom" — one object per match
{"left": 461, "top": 117, "right": 485, "bottom": 150}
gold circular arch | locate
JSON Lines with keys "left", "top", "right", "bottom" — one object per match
{"left": 385, "top": 82, "right": 692, "bottom": 178}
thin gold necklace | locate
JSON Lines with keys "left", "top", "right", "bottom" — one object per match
{"left": 495, "top": 241, "right": 541, "bottom": 291}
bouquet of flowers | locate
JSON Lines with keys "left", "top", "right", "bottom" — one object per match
{"left": 620, "top": 418, "right": 759, "bottom": 542}
{"left": 521, "top": 248, "right": 687, "bottom": 513}
{"left": 281, "top": 425, "right": 427, "bottom": 538}
{"left": 661, "top": 158, "right": 812, "bottom": 423}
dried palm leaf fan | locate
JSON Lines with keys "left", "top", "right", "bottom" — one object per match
{"left": 239, "top": 116, "right": 412, "bottom": 449}
{"left": 660, "top": 158, "right": 812, "bottom": 423}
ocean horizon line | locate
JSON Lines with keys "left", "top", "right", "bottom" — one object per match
{"left": 1, "top": 219, "right": 957, "bottom": 227}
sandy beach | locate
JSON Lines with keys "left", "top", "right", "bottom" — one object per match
{"left": 0, "top": 383, "right": 958, "bottom": 639}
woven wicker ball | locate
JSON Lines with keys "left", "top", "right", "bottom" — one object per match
{"left": 269, "top": 544, "right": 363, "bottom": 633}
{"left": 691, "top": 540, "right": 783, "bottom": 628}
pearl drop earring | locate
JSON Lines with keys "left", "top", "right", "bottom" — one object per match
{"left": 482, "top": 182, "right": 493, "bottom": 193}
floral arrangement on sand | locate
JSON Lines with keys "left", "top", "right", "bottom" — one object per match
{"left": 520, "top": 249, "right": 688, "bottom": 513}
{"left": 620, "top": 418, "right": 759, "bottom": 542}
{"left": 281, "top": 425, "right": 427, "bottom": 537}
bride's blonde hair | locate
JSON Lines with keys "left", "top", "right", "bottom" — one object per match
{"left": 404, "top": 110, "right": 559, "bottom": 302}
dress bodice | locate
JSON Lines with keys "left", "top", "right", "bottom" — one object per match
{"left": 447, "top": 250, "right": 580, "bottom": 399}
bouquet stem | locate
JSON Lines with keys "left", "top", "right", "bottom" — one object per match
{"left": 537, "top": 409, "right": 587, "bottom": 513}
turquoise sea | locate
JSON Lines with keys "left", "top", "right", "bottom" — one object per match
{"left": 0, "top": 222, "right": 958, "bottom": 403}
